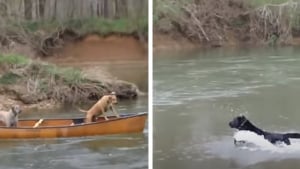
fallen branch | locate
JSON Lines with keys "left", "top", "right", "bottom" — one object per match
{"left": 182, "top": 5, "right": 210, "bottom": 41}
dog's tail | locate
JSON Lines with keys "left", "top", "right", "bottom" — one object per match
{"left": 77, "top": 107, "right": 89, "bottom": 113}
{"left": 285, "top": 133, "right": 300, "bottom": 138}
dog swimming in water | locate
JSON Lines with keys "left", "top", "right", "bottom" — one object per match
{"left": 229, "top": 115, "right": 300, "bottom": 145}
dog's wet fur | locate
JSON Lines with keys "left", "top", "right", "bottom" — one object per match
{"left": 229, "top": 115, "right": 300, "bottom": 145}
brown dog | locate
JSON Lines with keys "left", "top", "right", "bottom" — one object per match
{"left": 0, "top": 105, "right": 21, "bottom": 127}
{"left": 78, "top": 92, "right": 119, "bottom": 123}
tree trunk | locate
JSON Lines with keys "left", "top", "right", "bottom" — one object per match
{"left": 0, "top": 0, "right": 147, "bottom": 21}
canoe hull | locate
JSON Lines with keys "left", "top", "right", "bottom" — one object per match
{"left": 0, "top": 113, "right": 147, "bottom": 139}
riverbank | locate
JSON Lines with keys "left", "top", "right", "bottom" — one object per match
{"left": 154, "top": 32, "right": 300, "bottom": 51}
{"left": 0, "top": 31, "right": 148, "bottom": 110}
{"left": 0, "top": 54, "right": 142, "bottom": 110}
{"left": 0, "top": 17, "right": 148, "bottom": 110}
{"left": 45, "top": 33, "right": 148, "bottom": 92}
{"left": 154, "top": 0, "right": 300, "bottom": 51}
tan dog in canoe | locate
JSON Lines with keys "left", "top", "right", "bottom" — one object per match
{"left": 78, "top": 92, "right": 120, "bottom": 123}
{"left": 0, "top": 105, "right": 21, "bottom": 127}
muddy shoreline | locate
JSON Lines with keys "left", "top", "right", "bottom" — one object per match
{"left": 154, "top": 32, "right": 300, "bottom": 52}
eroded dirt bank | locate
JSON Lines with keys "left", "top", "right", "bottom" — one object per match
{"left": 154, "top": 33, "right": 198, "bottom": 51}
{"left": 52, "top": 34, "right": 147, "bottom": 61}
{"left": 154, "top": 32, "right": 300, "bottom": 52}
{"left": 47, "top": 34, "right": 148, "bottom": 92}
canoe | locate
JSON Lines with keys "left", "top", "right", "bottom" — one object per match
{"left": 0, "top": 112, "right": 147, "bottom": 139}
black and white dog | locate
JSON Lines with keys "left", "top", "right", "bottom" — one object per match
{"left": 229, "top": 115, "right": 300, "bottom": 145}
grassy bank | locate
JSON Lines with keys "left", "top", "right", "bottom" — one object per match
{"left": 0, "top": 54, "right": 139, "bottom": 106}
{"left": 0, "top": 17, "right": 148, "bottom": 57}
{"left": 21, "top": 18, "right": 148, "bottom": 35}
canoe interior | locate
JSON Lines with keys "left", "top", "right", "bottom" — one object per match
{"left": 0, "top": 113, "right": 146, "bottom": 128}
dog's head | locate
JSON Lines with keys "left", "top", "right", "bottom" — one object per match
{"left": 108, "top": 92, "right": 118, "bottom": 104}
{"left": 229, "top": 115, "right": 248, "bottom": 129}
{"left": 11, "top": 105, "right": 21, "bottom": 116}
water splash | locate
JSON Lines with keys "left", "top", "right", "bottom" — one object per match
{"left": 204, "top": 131, "right": 300, "bottom": 166}
{"left": 234, "top": 130, "right": 300, "bottom": 153}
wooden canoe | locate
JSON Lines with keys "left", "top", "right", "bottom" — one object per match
{"left": 0, "top": 112, "right": 147, "bottom": 139}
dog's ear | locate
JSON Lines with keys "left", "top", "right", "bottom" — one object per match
{"left": 239, "top": 115, "right": 246, "bottom": 120}
{"left": 238, "top": 114, "right": 245, "bottom": 118}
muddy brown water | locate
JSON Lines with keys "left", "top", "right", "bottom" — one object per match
{"left": 46, "top": 35, "right": 148, "bottom": 92}
{"left": 154, "top": 47, "right": 300, "bottom": 169}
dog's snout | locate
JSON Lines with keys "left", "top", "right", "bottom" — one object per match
{"left": 229, "top": 122, "right": 233, "bottom": 128}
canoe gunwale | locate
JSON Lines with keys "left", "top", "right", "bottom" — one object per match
{"left": 0, "top": 112, "right": 147, "bottom": 130}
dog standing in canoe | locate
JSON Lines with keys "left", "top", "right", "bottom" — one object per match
{"left": 78, "top": 92, "right": 120, "bottom": 123}
{"left": 0, "top": 105, "right": 21, "bottom": 127}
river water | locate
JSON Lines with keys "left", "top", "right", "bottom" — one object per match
{"left": 154, "top": 47, "right": 300, "bottom": 169}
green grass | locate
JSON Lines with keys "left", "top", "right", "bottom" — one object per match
{"left": 153, "top": 0, "right": 186, "bottom": 31}
{"left": 0, "top": 73, "right": 20, "bottom": 84}
{"left": 43, "top": 65, "right": 83, "bottom": 85}
{"left": 0, "top": 54, "right": 84, "bottom": 85}
{"left": 21, "top": 17, "right": 148, "bottom": 34}
{"left": 0, "top": 54, "right": 29, "bottom": 65}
